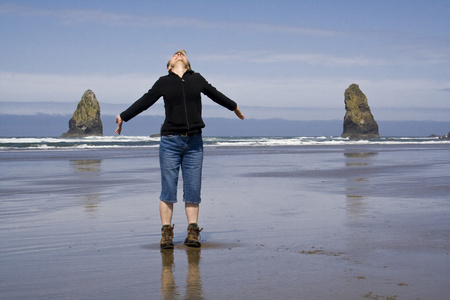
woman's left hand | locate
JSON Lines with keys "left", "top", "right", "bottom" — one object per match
{"left": 234, "top": 106, "right": 245, "bottom": 120}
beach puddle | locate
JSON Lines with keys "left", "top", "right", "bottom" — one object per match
{"left": 277, "top": 246, "right": 345, "bottom": 257}
{"left": 300, "top": 248, "right": 345, "bottom": 256}
{"left": 141, "top": 241, "right": 242, "bottom": 251}
{"left": 363, "top": 291, "right": 398, "bottom": 299}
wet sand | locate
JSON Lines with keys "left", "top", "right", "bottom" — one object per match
{"left": 1, "top": 144, "right": 449, "bottom": 299}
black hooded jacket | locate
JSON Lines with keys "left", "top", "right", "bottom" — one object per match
{"left": 120, "top": 70, "right": 237, "bottom": 135}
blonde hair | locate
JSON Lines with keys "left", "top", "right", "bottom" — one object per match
{"left": 167, "top": 49, "right": 192, "bottom": 71}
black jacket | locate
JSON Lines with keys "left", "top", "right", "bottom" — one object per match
{"left": 120, "top": 70, "right": 237, "bottom": 135}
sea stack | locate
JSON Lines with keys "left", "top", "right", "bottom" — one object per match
{"left": 61, "top": 89, "right": 103, "bottom": 137}
{"left": 341, "top": 84, "right": 380, "bottom": 140}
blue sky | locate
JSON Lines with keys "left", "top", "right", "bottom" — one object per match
{"left": 1, "top": 0, "right": 449, "bottom": 121}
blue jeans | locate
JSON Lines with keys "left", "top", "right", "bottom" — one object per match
{"left": 159, "top": 134, "right": 203, "bottom": 204}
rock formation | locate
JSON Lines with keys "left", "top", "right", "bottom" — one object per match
{"left": 430, "top": 132, "right": 450, "bottom": 139}
{"left": 341, "top": 84, "right": 380, "bottom": 139}
{"left": 61, "top": 89, "right": 103, "bottom": 137}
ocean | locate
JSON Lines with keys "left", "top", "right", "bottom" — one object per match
{"left": 1, "top": 135, "right": 449, "bottom": 150}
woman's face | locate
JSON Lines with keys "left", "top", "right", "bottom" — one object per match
{"left": 168, "top": 51, "right": 188, "bottom": 70}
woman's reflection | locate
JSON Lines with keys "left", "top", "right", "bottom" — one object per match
{"left": 185, "top": 248, "right": 203, "bottom": 300}
{"left": 160, "top": 249, "right": 178, "bottom": 299}
{"left": 160, "top": 248, "right": 204, "bottom": 300}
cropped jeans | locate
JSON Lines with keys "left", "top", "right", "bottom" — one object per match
{"left": 159, "top": 134, "right": 203, "bottom": 204}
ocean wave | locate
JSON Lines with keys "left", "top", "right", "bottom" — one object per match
{"left": 0, "top": 136, "right": 449, "bottom": 150}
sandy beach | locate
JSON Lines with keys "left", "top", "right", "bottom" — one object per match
{"left": 1, "top": 144, "right": 449, "bottom": 299}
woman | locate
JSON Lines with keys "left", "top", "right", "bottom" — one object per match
{"left": 115, "top": 50, "right": 244, "bottom": 249}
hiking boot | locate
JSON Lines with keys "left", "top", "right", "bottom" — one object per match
{"left": 160, "top": 224, "right": 174, "bottom": 249}
{"left": 184, "top": 223, "right": 203, "bottom": 248}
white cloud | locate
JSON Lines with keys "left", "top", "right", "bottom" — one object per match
{"left": 3, "top": 3, "right": 449, "bottom": 69}
{"left": 1, "top": 3, "right": 449, "bottom": 122}
{"left": 0, "top": 3, "right": 340, "bottom": 36}
{"left": 0, "top": 71, "right": 157, "bottom": 103}
{"left": 1, "top": 71, "right": 448, "bottom": 111}
{"left": 198, "top": 51, "right": 387, "bottom": 67}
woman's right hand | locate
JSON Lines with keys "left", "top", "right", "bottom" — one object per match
{"left": 115, "top": 115, "right": 123, "bottom": 135}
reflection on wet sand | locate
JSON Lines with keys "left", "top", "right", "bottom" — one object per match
{"left": 81, "top": 194, "right": 100, "bottom": 213}
{"left": 71, "top": 159, "right": 102, "bottom": 173}
{"left": 343, "top": 150, "right": 380, "bottom": 272}
{"left": 71, "top": 159, "right": 102, "bottom": 214}
{"left": 161, "top": 250, "right": 178, "bottom": 299}
{"left": 160, "top": 248, "right": 204, "bottom": 300}
{"left": 344, "top": 151, "right": 378, "bottom": 216}
{"left": 343, "top": 152, "right": 378, "bottom": 158}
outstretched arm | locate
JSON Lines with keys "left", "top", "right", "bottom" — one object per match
{"left": 115, "top": 115, "right": 123, "bottom": 135}
{"left": 234, "top": 106, "right": 245, "bottom": 120}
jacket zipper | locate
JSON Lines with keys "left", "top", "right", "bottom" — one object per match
{"left": 181, "top": 77, "right": 190, "bottom": 130}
